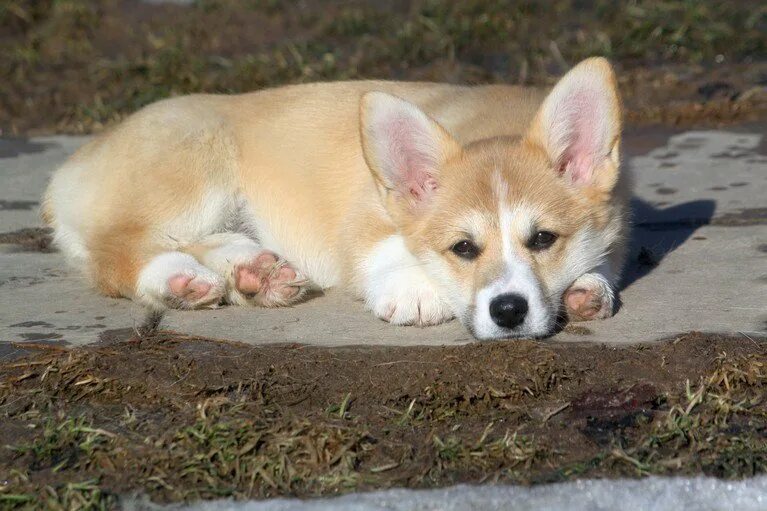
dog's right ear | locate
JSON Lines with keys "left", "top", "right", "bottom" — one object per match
{"left": 360, "top": 92, "right": 461, "bottom": 209}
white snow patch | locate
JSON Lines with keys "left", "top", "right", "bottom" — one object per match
{"left": 126, "top": 476, "right": 767, "bottom": 511}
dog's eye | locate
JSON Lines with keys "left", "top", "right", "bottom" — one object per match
{"left": 451, "top": 240, "right": 480, "bottom": 260}
{"left": 529, "top": 231, "right": 558, "bottom": 250}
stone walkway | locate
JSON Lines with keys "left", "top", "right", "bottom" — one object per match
{"left": 1, "top": 126, "right": 765, "bottom": 355}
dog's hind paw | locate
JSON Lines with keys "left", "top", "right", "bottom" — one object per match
{"left": 233, "top": 251, "right": 310, "bottom": 307}
{"left": 136, "top": 252, "right": 226, "bottom": 310}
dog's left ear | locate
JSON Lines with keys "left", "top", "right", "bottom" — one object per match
{"left": 526, "top": 57, "right": 622, "bottom": 194}
{"left": 360, "top": 92, "right": 461, "bottom": 209}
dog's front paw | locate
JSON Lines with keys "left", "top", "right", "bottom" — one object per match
{"left": 564, "top": 272, "right": 616, "bottom": 322}
{"left": 366, "top": 269, "right": 453, "bottom": 326}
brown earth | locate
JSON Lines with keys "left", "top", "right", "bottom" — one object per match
{"left": 1, "top": 0, "right": 766, "bottom": 135}
{"left": 0, "top": 228, "right": 54, "bottom": 253}
{"left": 2, "top": 331, "right": 767, "bottom": 508}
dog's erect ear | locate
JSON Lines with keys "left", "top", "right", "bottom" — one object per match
{"left": 360, "top": 92, "right": 461, "bottom": 207}
{"left": 526, "top": 57, "right": 622, "bottom": 193}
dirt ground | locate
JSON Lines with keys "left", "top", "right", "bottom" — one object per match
{"left": 1, "top": 0, "right": 766, "bottom": 135}
{"left": 2, "top": 331, "right": 767, "bottom": 508}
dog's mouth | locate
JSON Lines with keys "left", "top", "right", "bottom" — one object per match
{"left": 463, "top": 301, "right": 559, "bottom": 341}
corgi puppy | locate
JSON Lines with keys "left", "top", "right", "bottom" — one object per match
{"left": 42, "top": 57, "right": 629, "bottom": 340}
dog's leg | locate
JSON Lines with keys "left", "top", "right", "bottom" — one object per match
{"left": 357, "top": 234, "right": 453, "bottom": 326}
{"left": 87, "top": 223, "right": 225, "bottom": 310}
{"left": 563, "top": 263, "right": 617, "bottom": 321}
{"left": 186, "top": 232, "right": 311, "bottom": 307}
{"left": 565, "top": 229, "right": 628, "bottom": 322}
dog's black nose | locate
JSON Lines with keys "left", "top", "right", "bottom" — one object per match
{"left": 489, "top": 293, "right": 528, "bottom": 329}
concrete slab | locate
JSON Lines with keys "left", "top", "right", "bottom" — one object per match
{"left": 0, "top": 137, "right": 90, "bottom": 231}
{"left": 1, "top": 128, "right": 765, "bottom": 352}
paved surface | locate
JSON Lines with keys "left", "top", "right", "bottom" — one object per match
{"left": 1, "top": 127, "right": 765, "bottom": 353}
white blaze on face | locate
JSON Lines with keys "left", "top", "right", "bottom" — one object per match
{"left": 472, "top": 174, "right": 555, "bottom": 339}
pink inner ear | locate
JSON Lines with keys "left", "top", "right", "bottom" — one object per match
{"left": 407, "top": 175, "right": 438, "bottom": 201}
{"left": 559, "top": 150, "right": 595, "bottom": 186}
{"left": 383, "top": 115, "right": 439, "bottom": 201}
{"left": 555, "top": 89, "right": 604, "bottom": 186}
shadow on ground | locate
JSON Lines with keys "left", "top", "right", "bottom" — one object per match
{"left": 622, "top": 197, "right": 717, "bottom": 289}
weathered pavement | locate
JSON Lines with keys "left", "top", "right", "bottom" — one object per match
{"left": 1, "top": 126, "right": 765, "bottom": 355}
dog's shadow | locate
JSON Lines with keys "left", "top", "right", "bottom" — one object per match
{"left": 620, "top": 197, "right": 716, "bottom": 290}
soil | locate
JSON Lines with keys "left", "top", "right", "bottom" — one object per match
{"left": 2, "top": 1, "right": 766, "bottom": 135}
{"left": 0, "top": 228, "right": 54, "bottom": 253}
{"left": 2, "top": 331, "right": 767, "bottom": 507}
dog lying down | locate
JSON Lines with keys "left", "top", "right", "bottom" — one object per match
{"left": 43, "top": 57, "right": 630, "bottom": 340}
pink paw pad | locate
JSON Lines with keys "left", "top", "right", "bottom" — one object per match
{"left": 234, "top": 252, "right": 304, "bottom": 305}
{"left": 564, "top": 287, "right": 606, "bottom": 322}
{"left": 167, "top": 274, "right": 221, "bottom": 307}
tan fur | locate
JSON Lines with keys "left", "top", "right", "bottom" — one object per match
{"left": 89, "top": 220, "right": 147, "bottom": 297}
{"left": 401, "top": 138, "right": 624, "bottom": 317}
{"left": 44, "top": 57, "right": 629, "bottom": 337}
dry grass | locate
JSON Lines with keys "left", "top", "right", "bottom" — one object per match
{"left": 614, "top": 353, "right": 767, "bottom": 477}
{"left": 2, "top": 332, "right": 767, "bottom": 509}
{"left": 1, "top": 0, "right": 765, "bottom": 134}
